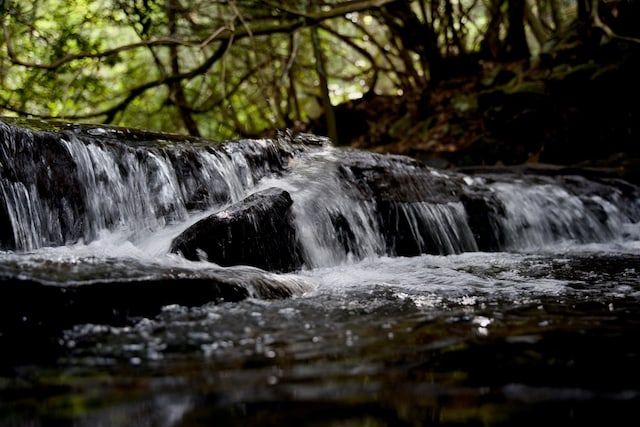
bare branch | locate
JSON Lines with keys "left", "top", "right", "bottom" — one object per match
{"left": 589, "top": 0, "right": 640, "bottom": 45}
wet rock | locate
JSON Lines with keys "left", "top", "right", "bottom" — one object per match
{"left": 171, "top": 187, "right": 303, "bottom": 272}
{"left": 376, "top": 201, "right": 425, "bottom": 256}
{"left": 338, "top": 151, "right": 464, "bottom": 204}
{"left": 0, "top": 265, "right": 310, "bottom": 350}
{"left": 0, "top": 121, "right": 86, "bottom": 249}
{"left": 460, "top": 190, "right": 506, "bottom": 252}
{"left": 0, "top": 119, "right": 314, "bottom": 251}
{"left": 0, "top": 276, "right": 249, "bottom": 332}
{"left": 329, "top": 211, "right": 359, "bottom": 256}
{"left": 459, "top": 163, "right": 640, "bottom": 222}
{"left": 335, "top": 152, "right": 478, "bottom": 255}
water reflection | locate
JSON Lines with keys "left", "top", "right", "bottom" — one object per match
{"left": 1, "top": 249, "right": 640, "bottom": 426}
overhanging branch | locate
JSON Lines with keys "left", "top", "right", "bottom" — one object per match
{"left": 2, "top": 21, "right": 231, "bottom": 70}
{"left": 3, "top": 0, "right": 398, "bottom": 70}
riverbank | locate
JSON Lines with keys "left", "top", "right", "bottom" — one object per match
{"left": 308, "top": 36, "right": 640, "bottom": 184}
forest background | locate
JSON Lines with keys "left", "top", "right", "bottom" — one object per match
{"left": 0, "top": 0, "right": 638, "bottom": 178}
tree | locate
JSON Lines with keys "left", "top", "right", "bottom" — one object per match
{"left": 480, "top": 0, "right": 530, "bottom": 60}
{"left": 1, "top": 0, "right": 634, "bottom": 140}
{"left": 1, "top": 0, "right": 409, "bottom": 139}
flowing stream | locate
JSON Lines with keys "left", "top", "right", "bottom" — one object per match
{"left": 1, "top": 119, "right": 639, "bottom": 426}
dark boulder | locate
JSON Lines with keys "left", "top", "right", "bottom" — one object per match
{"left": 337, "top": 150, "right": 464, "bottom": 204}
{"left": 170, "top": 187, "right": 303, "bottom": 272}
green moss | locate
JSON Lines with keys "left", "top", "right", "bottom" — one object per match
{"left": 504, "top": 81, "right": 546, "bottom": 96}
{"left": 0, "top": 116, "right": 225, "bottom": 149}
{"left": 548, "top": 62, "right": 601, "bottom": 82}
{"left": 0, "top": 116, "right": 75, "bottom": 132}
{"left": 451, "top": 94, "right": 478, "bottom": 113}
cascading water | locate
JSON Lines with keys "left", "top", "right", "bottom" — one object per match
{"left": 490, "top": 180, "right": 625, "bottom": 248}
{"left": 0, "top": 120, "right": 313, "bottom": 251}
{"left": 257, "top": 147, "right": 386, "bottom": 268}
{"left": 1, "top": 119, "right": 638, "bottom": 262}
{"left": 1, "top": 118, "right": 640, "bottom": 427}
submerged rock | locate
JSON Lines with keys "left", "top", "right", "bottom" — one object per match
{"left": 171, "top": 187, "right": 304, "bottom": 272}
{"left": 0, "top": 276, "right": 248, "bottom": 332}
{"left": 0, "top": 265, "right": 311, "bottom": 361}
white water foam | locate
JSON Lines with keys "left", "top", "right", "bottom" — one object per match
{"left": 257, "top": 146, "right": 385, "bottom": 267}
{"left": 490, "top": 181, "right": 627, "bottom": 249}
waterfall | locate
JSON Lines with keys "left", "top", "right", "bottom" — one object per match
{"left": 490, "top": 181, "right": 625, "bottom": 249}
{"left": 0, "top": 119, "right": 638, "bottom": 270}
{"left": 0, "top": 120, "right": 296, "bottom": 250}
{"left": 259, "top": 148, "right": 386, "bottom": 268}
{"left": 0, "top": 179, "right": 51, "bottom": 251}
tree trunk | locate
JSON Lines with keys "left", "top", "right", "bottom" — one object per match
{"left": 167, "top": 0, "right": 201, "bottom": 137}
{"left": 549, "top": 0, "right": 564, "bottom": 32}
{"left": 378, "top": 0, "right": 440, "bottom": 84}
{"left": 525, "top": 0, "right": 549, "bottom": 47}
{"left": 504, "top": 0, "right": 531, "bottom": 60}
{"left": 577, "top": 0, "right": 594, "bottom": 24}
{"left": 479, "top": 0, "right": 504, "bottom": 60}
{"left": 311, "top": 26, "right": 338, "bottom": 144}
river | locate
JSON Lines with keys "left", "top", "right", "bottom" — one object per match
{"left": 0, "top": 119, "right": 639, "bottom": 426}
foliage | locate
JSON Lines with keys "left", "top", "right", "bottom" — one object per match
{"left": 0, "top": 0, "right": 636, "bottom": 141}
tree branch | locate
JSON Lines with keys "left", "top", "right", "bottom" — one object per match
{"left": 61, "top": 40, "right": 233, "bottom": 123}
{"left": 2, "top": 21, "right": 231, "bottom": 70}
{"left": 3, "top": 0, "right": 396, "bottom": 71}
{"left": 589, "top": 0, "right": 640, "bottom": 45}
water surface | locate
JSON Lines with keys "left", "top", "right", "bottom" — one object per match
{"left": 1, "top": 239, "right": 639, "bottom": 426}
